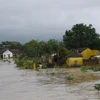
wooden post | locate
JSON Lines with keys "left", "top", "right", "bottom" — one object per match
{"left": 33, "top": 63, "right": 36, "bottom": 71}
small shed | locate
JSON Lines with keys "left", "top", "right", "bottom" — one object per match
{"left": 67, "top": 51, "right": 83, "bottom": 66}
{"left": 3, "top": 50, "right": 13, "bottom": 59}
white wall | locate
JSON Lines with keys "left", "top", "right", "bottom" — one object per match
{"left": 3, "top": 50, "right": 13, "bottom": 59}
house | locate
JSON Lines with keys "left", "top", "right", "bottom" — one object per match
{"left": 11, "top": 49, "right": 21, "bottom": 57}
{"left": 67, "top": 50, "right": 83, "bottom": 66}
{"left": 66, "top": 48, "right": 99, "bottom": 66}
{"left": 77, "top": 48, "right": 98, "bottom": 59}
{"left": 3, "top": 50, "right": 13, "bottom": 59}
{"left": 0, "top": 49, "right": 21, "bottom": 59}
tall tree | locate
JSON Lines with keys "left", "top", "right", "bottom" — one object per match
{"left": 63, "top": 24, "right": 99, "bottom": 49}
{"left": 23, "top": 40, "right": 38, "bottom": 57}
{"left": 89, "top": 38, "right": 100, "bottom": 50}
{"left": 46, "top": 39, "right": 59, "bottom": 54}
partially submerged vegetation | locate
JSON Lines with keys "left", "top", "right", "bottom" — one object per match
{"left": 94, "top": 84, "right": 100, "bottom": 92}
{"left": 14, "top": 55, "right": 42, "bottom": 69}
{"left": 80, "top": 65, "right": 100, "bottom": 72}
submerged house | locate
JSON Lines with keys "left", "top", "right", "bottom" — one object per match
{"left": 67, "top": 51, "right": 83, "bottom": 66}
{"left": 67, "top": 48, "right": 99, "bottom": 66}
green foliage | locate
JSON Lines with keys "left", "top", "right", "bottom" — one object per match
{"left": 32, "top": 57, "right": 42, "bottom": 66}
{"left": 23, "top": 60, "right": 33, "bottom": 69}
{"left": 15, "top": 59, "right": 24, "bottom": 68}
{"left": 93, "top": 66, "right": 100, "bottom": 71}
{"left": 94, "top": 84, "right": 100, "bottom": 92}
{"left": 47, "top": 39, "right": 59, "bottom": 54}
{"left": 80, "top": 66, "right": 90, "bottom": 72}
{"left": 23, "top": 39, "right": 65, "bottom": 58}
{"left": 22, "top": 39, "right": 70, "bottom": 67}
{"left": 42, "top": 63, "right": 47, "bottom": 69}
{"left": 51, "top": 72, "right": 55, "bottom": 76}
{"left": 66, "top": 75, "right": 74, "bottom": 80}
{"left": 1, "top": 41, "right": 22, "bottom": 50}
{"left": 89, "top": 38, "right": 100, "bottom": 50}
{"left": 23, "top": 40, "right": 39, "bottom": 57}
{"left": 63, "top": 23, "right": 99, "bottom": 49}
{"left": 59, "top": 47, "right": 70, "bottom": 58}
{"left": 14, "top": 55, "right": 42, "bottom": 69}
{"left": 80, "top": 65, "right": 100, "bottom": 72}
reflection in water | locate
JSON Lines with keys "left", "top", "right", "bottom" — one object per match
{"left": 0, "top": 61, "right": 100, "bottom": 100}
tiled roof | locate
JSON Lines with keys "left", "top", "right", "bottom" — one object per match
{"left": 11, "top": 49, "right": 21, "bottom": 54}
{"left": 0, "top": 49, "right": 22, "bottom": 54}
{"left": 0, "top": 49, "right": 7, "bottom": 54}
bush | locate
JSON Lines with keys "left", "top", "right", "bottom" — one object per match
{"left": 80, "top": 66, "right": 90, "bottom": 72}
{"left": 23, "top": 60, "right": 33, "bottom": 69}
{"left": 93, "top": 66, "right": 100, "bottom": 71}
{"left": 15, "top": 59, "right": 24, "bottom": 68}
{"left": 14, "top": 57, "right": 42, "bottom": 69}
{"left": 94, "top": 84, "right": 100, "bottom": 92}
{"left": 42, "top": 63, "right": 47, "bottom": 69}
{"left": 66, "top": 75, "right": 74, "bottom": 80}
{"left": 58, "top": 58, "right": 66, "bottom": 66}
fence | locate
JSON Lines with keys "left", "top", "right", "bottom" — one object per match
{"left": 83, "top": 59, "right": 98, "bottom": 66}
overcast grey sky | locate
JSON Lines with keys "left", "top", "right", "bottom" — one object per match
{"left": 0, "top": 0, "right": 100, "bottom": 43}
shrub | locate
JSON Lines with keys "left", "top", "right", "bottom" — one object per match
{"left": 93, "top": 66, "right": 100, "bottom": 71}
{"left": 66, "top": 75, "right": 74, "bottom": 80}
{"left": 42, "top": 63, "right": 47, "bottom": 69}
{"left": 15, "top": 57, "right": 42, "bottom": 69}
{"left": 80, "top": 66, "right": 90, "bottom": 72}
{"left": 23, "top": 60, "right": 33, "bottom": 69}
{"left": 94, "top": 84, "right": 100, "bottom": 92}
{"left": 15, "top": 59, "right": 24, "bottom": 68}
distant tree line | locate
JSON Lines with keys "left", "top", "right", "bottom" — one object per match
{"left": 0, "top": 39, "right": 69, "bottom": 59}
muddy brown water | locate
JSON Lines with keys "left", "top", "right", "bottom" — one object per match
{"left": 0, "top": 60, "right": 100, "bottom": 100}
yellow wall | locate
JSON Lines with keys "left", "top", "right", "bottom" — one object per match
{"left": 91, "top": 50, "right": 98, "bottom": 56}
{"left": 81, "top": 48, "right": 91, "bottom": 59}
{"left": 81, "top": 48, "right": 98, "bottom": 59}
{"left": 67, "top": 57, "right": 83, "bottom": 66}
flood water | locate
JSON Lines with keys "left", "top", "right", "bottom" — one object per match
{"left": 0, "top": 60, "right": 100, "bottom": 100}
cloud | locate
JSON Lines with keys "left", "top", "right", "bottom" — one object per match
{"left": 0, "top": 0, "right": 100, "bottom": 43}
